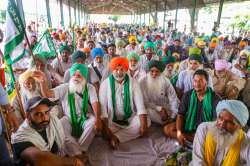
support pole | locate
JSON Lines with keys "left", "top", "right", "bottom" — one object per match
{"left": 78, "top": 0, "right": 80, "bottom": 25}
{"left": 174, "top": 0, "right": 179, "bottom": 29}
{"left": 140, "top": 11, "right": 142, "bottom": 26}
{"left": 216, "top": 0, "right": 224, "bottom": 28}
{"left": 59, "top": 0, "right": 64, "bottom": 27}
{"left": 83, "top": 6, "right": 86, "bottom": 25}
{"left": 74, "top": 0, "right": 77, "bottom": 25}
{"left": 163, "top": 1, "right": 167, "bottom": 31}
{"left": 191, "top": 0, "right": 197, "bottom": 32}
{"left": 68, "top": 0, "right": 72, "bottom": 27}
{"left": 149, "top": 5, "right": 151, "bottom": 25}
{"left": 155, "top": 3, "right": 158, "bottom": 25}
{"left": 144, "top": 8, "right": 146, "bottom": 25}
{"left": 45, "top": 0, "right": 52, "bottom": 27}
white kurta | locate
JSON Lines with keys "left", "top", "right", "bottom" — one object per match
{"left": 99, "top": 76, "right": 150, "bottom": 143}
{"left": 53, "top": 83, "right": 98, "bottom": 155}
{"left": 127, "top": 68, "right": 146, "bottom": 82}
{"left": 88, "top": 61, "right": 109, "bottom": 83}
{"left": 51, "top": 58, "right": 71, "bottom": 74}
{"left": 140, "top": 76, "right": 179, "bottom": 124}
{"left": 191, "top": 122, "right": 250, "bottom": 166}
{"left": 139, "top": 54, "right": 159, "bottom": 72}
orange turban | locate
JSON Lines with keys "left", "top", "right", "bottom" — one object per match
{"left": 82, "top": 47, "right": 91, "bottom": 53}
{"left": 109, "top": 57, "right": 129, "bottom": 72}
{"left": 239, "top": 41, "right": 247, "bottom": 48}
{"left": 209, "top": 42, "right": 217, "bottom": 48}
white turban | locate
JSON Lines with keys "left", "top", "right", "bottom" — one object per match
{"left": 216, "top": 100, "right": 249, "bottom": 126}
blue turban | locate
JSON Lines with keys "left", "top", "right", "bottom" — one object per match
{"left": 216, "top": 100, "right": 249, "bottom": 126}
{"left": 91, "top": 48, "right": 105, "bottom": 59}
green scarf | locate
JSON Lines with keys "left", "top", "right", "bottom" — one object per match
{"left": 184, "top": 87, "right": 213, "bottom": 133}
{"left": 68, "top": 86, "right": 88, "bottom": 138}
{"left": 170, "top": 74, "right": 178, "bottom": 87}
{"left": 109, "top": 74, "right": 132, "bottom": 125}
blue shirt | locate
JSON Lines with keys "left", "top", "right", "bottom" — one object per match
{"left": 0, "top": 84, "right": 9, "bottom": 135}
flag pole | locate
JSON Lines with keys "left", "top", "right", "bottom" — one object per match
{"left": 23, "top": 29, "right": 36, "bottom": 61}
{"left": 8, "top": 63, "right": 26, "bottom": 119}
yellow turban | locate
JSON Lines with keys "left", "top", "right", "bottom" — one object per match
{"left": 128, "top": 35, "right": 137, "bottom": 44}
{"left": 19, "top": 70, "right": 34, "bottom": 85}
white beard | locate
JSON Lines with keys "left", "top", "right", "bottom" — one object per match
{"left": 146, "top": 73, "right": 164, "bottom": 96}
{"left": 209, "top": 122, "right": 240, "bottom": 150}
{"left": 113, "top": 74, "right": 125, "bottom": 82}
{"left": 129, "top": 63, "right": 139, "bottom": 71}
{"left": 22, "top": 86, "right": 40, "bottom": 100}
{"left": 69, "top": 78, "right": 86, "bottom": 94}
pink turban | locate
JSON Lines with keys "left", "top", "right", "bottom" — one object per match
{"left": 215, "top": 59, "right": 231, "bottom": 71}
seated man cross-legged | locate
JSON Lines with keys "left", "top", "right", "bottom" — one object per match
{"left": 164, "top": 69, "right": 221, "bottom": 145}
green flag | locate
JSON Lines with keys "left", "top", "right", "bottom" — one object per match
{"left": 3, "top": 0, "right": 26, "bottom": 102}
{"left": 4, "top": 0, "right": 26, "bottom": 66}
{"left": 33, "top": 30, "right": 56, "bottom": 59}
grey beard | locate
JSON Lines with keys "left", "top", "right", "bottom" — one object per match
{"left": 22, "top": 87, "right": 41, "bottom": 100}
{"left": 209, "top": 123, "right": 240, "bottom": 150}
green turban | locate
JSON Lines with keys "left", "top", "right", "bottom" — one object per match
{"left": 137, "top": 35, "right": 143, "bottom": 43}
{"left": 70, "top": 63, "right": 88, "bottom": 78}
{"left": 127, "top": 52, "right": 140, "bottom": 61}
{"left": 147, "top": 60, "right": 165, "bottom": 72}
{"left": 115, "top": 39, "right": 126, "bottom": 47}
{"left": 155, "top": 40, "right": 163, "bottom": 47}
{"left": 189, "top": 54, "right": 202, "bottom": 63}
{"left": 144, "top": 41, "right": 156, "bottom": 50}
{"left": 59, "top": 45, "right": 71, "bottom": 53}
{"left": 71, "top": 50, "right": 86, "bottom": 63}
{"left": 162, "top": 56, "right": 176, "bottom": 65}
{"left": 189, "top": 47, "right": 201, "bottom": 56}
{"left": 30, "top": 54, "right": 47, "bottom": 67}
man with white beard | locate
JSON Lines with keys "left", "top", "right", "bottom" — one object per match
{"left": 33, "top": 63, "right": 102, "bottom": 158}
{"left": 127, "top": 52, "right": 146, "bottom": 81}
{"left": 63, "top": 50, "right": 100, "bottom": 92}
{"left": 140, "top": 60, "right": 179, "bottom": 125}
{"left": 99, "top": 57, "right": 150, "bottom": 149}
{"left": 88, "top": 47, "right": 109, "bottom": 83}
{"left": 13, "top": 70, "right": 41, "bottom": 122}
{"left": 191, "top": 100, "right": 250, "bottom": 166}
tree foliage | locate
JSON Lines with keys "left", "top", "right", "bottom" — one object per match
{"left": 0, "top": 10, "right": 6, "bottom": 24}
{"left": 230, "top": 15, "right": 250, "bottom": 31}
{"left": 108, "top": 15, "right": 120, "bottom": 23}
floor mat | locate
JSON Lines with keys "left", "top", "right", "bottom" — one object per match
{"left": 87, "top": 125, "right": 179, "bottom": 166}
